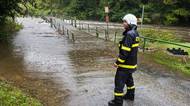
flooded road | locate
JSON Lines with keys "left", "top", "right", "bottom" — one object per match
{"left": 0, "top": 17, "right": 190, "bottom": 106}
{"left": 0, "top": 18, "right": 75, "bottom": 106}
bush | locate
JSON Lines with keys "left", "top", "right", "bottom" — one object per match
{"left": 0, "top": 18, "right": 23, "bottom": 38}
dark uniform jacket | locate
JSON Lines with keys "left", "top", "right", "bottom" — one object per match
{"left": 115, "top": 25, "right": 139, "bottom": 71}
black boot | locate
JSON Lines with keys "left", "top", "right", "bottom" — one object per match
{"left": 108, "top": 97, "right": 123, "bottom": 106}
{"left": 123, "top": 89, "right": 135, "bottom": 101}
{"left": 123, "top": 93, "right": 134, "bottom": 101}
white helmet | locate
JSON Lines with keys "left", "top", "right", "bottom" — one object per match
{"left": 122, "top": 14, "right": 137, "bottom": 26}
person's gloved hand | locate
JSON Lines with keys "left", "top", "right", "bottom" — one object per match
{"left": 113, "top": 62, "right": 118, "bottom": 68}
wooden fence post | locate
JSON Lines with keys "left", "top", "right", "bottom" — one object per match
{"left": 143, "top": 38, "right": 146, "bottom": 52}
{"left": 62, "top": 26, "right": 65, "bottom": 35}
{"left": 72, "top": 33, "right": 75, "bottom": 42}
{"left": 88, "top": 24, "right": 90, "bottom": 32}
{"left": 114, "top": 31, "right": 117, "bottom": 43}
{"left": 96, "top": 27, "right": 98, "bottom": 37}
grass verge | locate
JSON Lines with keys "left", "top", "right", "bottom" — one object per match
{"left": 0, "top": 81, "right": 42, "bottom": 106}
{"left": 143, "top": 51, "right": 190, "bottom": 76}
{"left": 139, "top": 28, "right": 190, "bottom": 76}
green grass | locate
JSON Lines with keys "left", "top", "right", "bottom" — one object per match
{"left": 0, "top": 81, "right": 43, "bottom": 106}
{"left": 141, "top": 41, "right": 190, "bottom": 76}
{"left": 138, "top": 28, "right": 190, "bottom": 76}
{"left": 140, "top": 42, "right": 190, "bottom": 76}
{"left": 138, "top": 28, "right": 181, "bottom": 42}
{"left": 145, "top": 51, "right": 190, "bottom": 75}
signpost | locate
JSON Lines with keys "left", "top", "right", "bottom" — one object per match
{"left": 141, "top": 5, "right": 144, "bottom": 28}
{"left": 105, "top": 6, "right": 109, "bottom": 40}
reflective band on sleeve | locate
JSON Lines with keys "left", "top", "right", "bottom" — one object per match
{"left": 118, "top": 58, "right": 125, "bottom": 63}
{"left": 114, "top": 92, "right": 124, "bottom": 96}
{"left": 132, "top": 43, "right": 139, "bottom": 48}
{"left": 127, "top": 86, "right": 135, "bottom": 90}
{"left": 121, "top": 45, "right": 131, "bottom": 51}
{"left": 118, "top": 64, "right": 137, "bottom": 69}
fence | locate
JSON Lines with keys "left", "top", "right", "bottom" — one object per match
{"left": 43, "top": 17, "right": 76, "bottom": 42}
{"left": 68, "top": 19, "right": 190, "bottom": 54}
{"left": 44, "top": 17, "right": 190, "bottom": 55}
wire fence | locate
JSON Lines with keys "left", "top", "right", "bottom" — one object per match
{"left": 43, "top": 17, "right": 190, "bottom": 56}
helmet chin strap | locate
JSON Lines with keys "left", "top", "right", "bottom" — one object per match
{"left": 127, "top": 24, "right": 137, "bottom": 30}
{"left": 128, "top": 24, "right": 132, "bottom": 29}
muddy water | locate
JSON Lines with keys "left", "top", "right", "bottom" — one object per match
{"left": 0, "top": 18, "right": 76, "bottom": 106}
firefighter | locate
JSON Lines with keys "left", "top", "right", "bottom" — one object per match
{"left": 108, "top": 14, "right": 139, "bottom": 106}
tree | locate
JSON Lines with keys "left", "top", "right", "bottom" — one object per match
{"left": 28, "top": 0, "right": 190, "bottom": 25}
{"left": 0, "top": 0, "right": 34, "bottom": 23}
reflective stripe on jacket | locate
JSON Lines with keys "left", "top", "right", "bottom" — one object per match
{"left": 116, "top": 25, "right": 139, "bottom": 70}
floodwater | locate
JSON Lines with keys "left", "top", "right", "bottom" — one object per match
{"left": 0, "top": 18, "right": 75, "bottom": 106}
{"left": 0, "top": 17, "right": 190, "bottom": 106}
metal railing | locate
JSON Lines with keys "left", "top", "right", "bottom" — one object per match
{"left": 44, "top": 17, "right": 190, "bottom": 55}
{"left": 140, "top": 36, "right": 190, "bottom": 52}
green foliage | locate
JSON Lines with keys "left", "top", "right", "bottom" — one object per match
{"left": 29, "top": 0, "right": 190, "bottom": 25}
{"left": 138, "top": 28, "right": 181, "bottom": 42}
{"left": 0, "top": 0, "right": 35, "bottom": 23}
{"left": 163, "top": 14, "right": 178, "bottom": 25}
{"left": 0, "top": 19, "right": 23, "bottom": 39}
{"left": 0, "top": 81, "right": 42, "bottom": 106}
{"left": 64, "top": 0, "right": 97, "bottom": 20}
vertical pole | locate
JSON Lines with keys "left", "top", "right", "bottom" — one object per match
{"left": 143, "top": 38, "right": 146, "bottom": 52}
{"left": 58, "top": 24, "right": 60, "bottom": 33}
{"left": 96, "top": 27, "right": 99, "bottom": 38}
{"left": 50, "top": 18, "right": 53, "bottom": 28}
{"left": 72, "top": 33, "right": 75, "bottom": 42}
{"left": 74, "top": 19, "right": 77, "bottom": 27}
{"left": 114, "top": 31, "right": 117, "bottom": 43}
{"left": 105, "top": 29, "right": 107, "bottom": 40}
{"left": 88, "top": 24, "right": 90, "bottom": 32}
{"left": 106, "top": 23, "right": 109, "bottom": 40}
{"left": 62, "top": 26, "right": 64, "bottom": 35}
{"left": 79, "top": 21, "right": 81, "bottom": 30}
{"left": 67, "top": 29, "right": 69, "bottom": 37}
{"left": 58, "top": 23, "right": 61, "bottom": 31}
{"left": 72, "top": 19, "right": 74, "bottom": 26}
{"left": 105, "top": 0, "right": 109, "bottom": 40}
{"left": 141, "top": 5, "right": 144, "bottom": 28}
